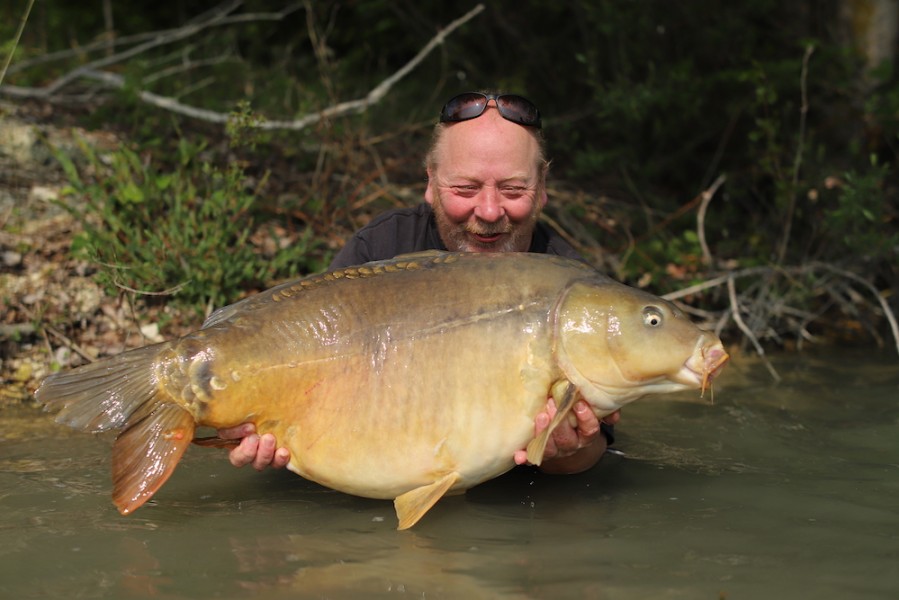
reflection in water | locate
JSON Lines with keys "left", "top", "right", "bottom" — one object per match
{"left": 227, "top": 532, "right": 529, "bottom": 599}
{"left": 1, "top": 348, "right": 898, "bottom": 599}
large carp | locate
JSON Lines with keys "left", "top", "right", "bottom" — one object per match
{"left": 37, "top": 251, "right": 728, "bottom": 529}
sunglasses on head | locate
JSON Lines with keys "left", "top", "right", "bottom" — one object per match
{"left": 439, "top": 92, "right": 542, "bottom": 128}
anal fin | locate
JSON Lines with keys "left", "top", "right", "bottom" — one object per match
{"left": 526, "top": 380, "right": 578, "bottom": 466}
{"left": 112, "top": 403, "right": 195, "bottom": 515}
{"left": 393, "top": 472, "right": 461, "bottom": 530}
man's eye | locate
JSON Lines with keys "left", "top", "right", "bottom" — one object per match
{"left": 452, "top": 185, "right": 479, "bottom": 196}
{"left": 501, "top": 186, "right": 527, "bottom": 197}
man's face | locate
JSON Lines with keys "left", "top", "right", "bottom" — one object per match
{"left": 425, "top": 107, "right": 545, "bottom": 253}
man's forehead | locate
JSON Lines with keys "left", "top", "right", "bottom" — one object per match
{"left": 434, "top": 170, "right": 537, "bottom": 185}
{"left": 436, "top": 130, "right": 539, "bottom": 171}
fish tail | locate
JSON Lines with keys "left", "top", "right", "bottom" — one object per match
{"left": 36, "top": 342, "right": 195, "bottom": 515}
{"left": 36, "top": 343, "right": 170, "bottom": 432}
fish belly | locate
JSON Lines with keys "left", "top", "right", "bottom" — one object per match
{"left": 199, "top": 313, "right": 550, "bottom": 499}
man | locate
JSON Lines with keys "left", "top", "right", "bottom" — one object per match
{"left": 219, "top": 91, "right": 619, "bottom": 475}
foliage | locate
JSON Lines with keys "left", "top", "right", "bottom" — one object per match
{"left": 825, "top": 158, "right": 897, "bottom": 266}
{"left": 52, "top": 123, "right": 325, "bottom": 315}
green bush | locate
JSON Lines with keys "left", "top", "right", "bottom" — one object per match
{"left": 53, "top": 130, "right": 325, "bottom": 315}
{"left": 826, "top": 158, "right": 897, "bottom": 265}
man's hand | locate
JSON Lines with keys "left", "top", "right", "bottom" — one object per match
{"left": 513, "top": 398, "right": 620, "bottom": 474}
{"left": 217, "top": 423, "right": 290, "bottom": 471}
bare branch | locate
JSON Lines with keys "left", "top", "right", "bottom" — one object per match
{"left": 75, "top": 68, "right": 233, "bottom": 122}
{"left": 251, "top": 3, "right": 486, "bottom": 131}
{"left": 43, "top": 324, "right": 96, "bottom": 364}
{"left": 142, "top": 54, "right": 233, "bottom": 85}
{"left": 11, "top": 0, "right": 245, "bottom": 98}
{"left": 662, "top": 259, "right": 899, "bottom": 365}
{"left": 1, "top": 3, "right": 485, "bottom": 132}
{"left": 1, "top": 1, "right": 304, "bottom": 98}
{"left": 661, "top": 266, "right": 771, "bottom": 301}
{"left": 4, "top": 2, "right": 298, "bottom": 76}
{"left": 696, "top": 173, "right": 726, "bottom": 266}
{"left": 0, "top": 0, "right": 35, "bottom": 87}
{"left": 777, "top": 43, "right": 815, "bottom": 265}
{"left": 811, "top": 261, "right": 899, "bottom": 357}
{"left": 113, "top": 279, "right": 188, "bottom": 296}
{"left": 727, "top": 275, "right": 782, "bottom": 381}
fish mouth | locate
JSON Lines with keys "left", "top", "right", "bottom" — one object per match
{"left": 681, "top": 336, "right": 729, "bottom": 396}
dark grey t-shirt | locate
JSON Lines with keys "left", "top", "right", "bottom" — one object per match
{"left": 330, "top": 203, "right": 583, "bottom": 269}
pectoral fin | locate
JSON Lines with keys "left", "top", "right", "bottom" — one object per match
{"left": 526, "top": 380, "right": 578, "bottom": 465}
{"left": 393, "top": 472, "right": 462, "bottom": 530}
{"left": 112, "top": 403, "right": 195, "bottom": 515}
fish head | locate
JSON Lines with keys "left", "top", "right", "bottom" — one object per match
{"left": 554, "top": 280, "right": 729, "bottom": 414}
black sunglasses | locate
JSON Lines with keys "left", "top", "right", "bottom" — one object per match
{"left": 439, "top": 92, "right": 542, "bottom": 128}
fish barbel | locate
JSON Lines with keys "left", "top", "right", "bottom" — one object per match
{"left": 36, "top": 251, "right": 728, "bottom": 529}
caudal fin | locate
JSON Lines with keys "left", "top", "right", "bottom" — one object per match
{"left": 36, "top": 342, "right": 195, "bottom": 514}
{"left": 36, "top": 343, "right": 168, "bottom": 432}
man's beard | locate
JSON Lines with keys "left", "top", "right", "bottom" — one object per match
{"left": 431, "top": 192, "right": 541, "bottom": 253}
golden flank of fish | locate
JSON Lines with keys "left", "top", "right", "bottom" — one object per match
{"left": 37, "top": 251, "right": 729, "bottom": 529}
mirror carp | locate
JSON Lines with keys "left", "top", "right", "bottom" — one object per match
{"left": 37, "top": 251, "right": 728, "bottom": 529}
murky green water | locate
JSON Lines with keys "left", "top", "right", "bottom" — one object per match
{"left": 2, "top": 349, "right": 897, "bottom": 599}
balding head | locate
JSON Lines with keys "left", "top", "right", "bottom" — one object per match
{"left": 424, "top": 104, "right": 549, "bottom": 253}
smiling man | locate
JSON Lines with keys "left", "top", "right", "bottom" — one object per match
{"left": 220, "top": 92, "right": 619, "bottom": 475}
{"left": 328, "top": 92, "right": 570, "bottom": 264}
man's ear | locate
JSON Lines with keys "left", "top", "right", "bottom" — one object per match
{"left": 539, "top": 159, "right": 550, "bottom": 208}
{"left": 424, "top": 168, "right": 435, "bottom": 205}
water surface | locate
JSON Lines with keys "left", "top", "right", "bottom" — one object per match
{"left": 2, "top": 348, "right": 897, "bottom": 599}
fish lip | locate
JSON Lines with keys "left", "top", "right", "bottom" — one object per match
{"left": 680, "top": 340, "right": 730, "bottom": 390}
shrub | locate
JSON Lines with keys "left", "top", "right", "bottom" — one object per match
{"left": 53, "top": 129, "right": 325, "bottom": 315}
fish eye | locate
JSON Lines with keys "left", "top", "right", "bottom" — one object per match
{"left": 642, "top": 306, "right": 664, "bottom": 327}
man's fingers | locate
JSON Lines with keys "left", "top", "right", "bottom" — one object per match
{"left": 513, "top": 449, "right": 528, "bottom": 465}
{"left": 272, "top": 447, "right": 291, "bottom": 469}
{"left": 222, "top": 427, "right": 290, "bottom": 470}
{"left": 518, "top": 400, "right": 618, "bottom": 469}
{"left": 547, "top": 401, "right": 600, "bottom": 457}
{"left": 229, "top": 434, "right": 259, "bottom": 467}
{"left": 573, "top": 401, "right": 600, "bottom": 437}
{"left": 219, "top": 423, "right": 255, "bottom": 440}
{"left": 253, "top": 434, "right": 277, "bottom": 471}
{"left": 602, "top": 410, "right": 621, "bottom": 426}
{"left": 534, "top": 411, "right": 552, "bottom": 434}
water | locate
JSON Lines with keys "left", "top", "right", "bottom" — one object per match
{"left": 2, "top": 348, "right": 897, "bottom": 599}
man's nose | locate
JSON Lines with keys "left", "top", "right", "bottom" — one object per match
{"left": 473, "top": 187, "right": 504, "bottom": 222}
